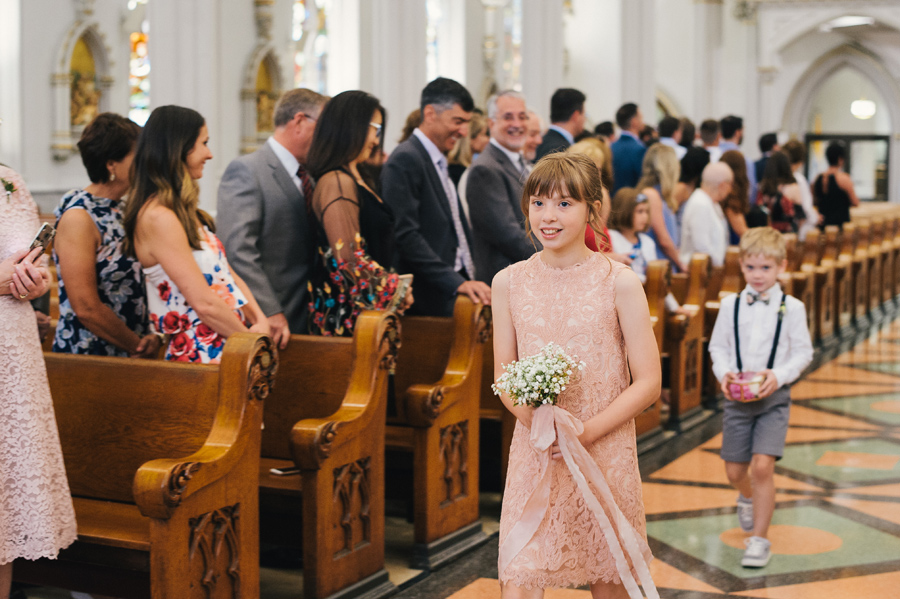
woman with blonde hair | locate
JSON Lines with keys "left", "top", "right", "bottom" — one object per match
{"left": 567, "top": 138, "right": 616, "bottom": 255}
{"left": 637, "top": 143, "right": 684, "bottom": 271}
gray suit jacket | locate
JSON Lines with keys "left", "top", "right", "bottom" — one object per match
{"left": 467, "top": 143, "right": 537, "bottom": 284}
{"left": 216, "top": 142, "right": 314, "bottom": 332}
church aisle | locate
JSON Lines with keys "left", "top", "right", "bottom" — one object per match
{"left": 409, "top": 320, "right": 900, "bottom": 599}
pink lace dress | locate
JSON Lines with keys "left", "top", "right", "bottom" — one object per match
{"left": 0, "top": 166, "right": 77, "bottom": 564}
{"left": 498, "top": 252, "right": 650, "bottom": 589}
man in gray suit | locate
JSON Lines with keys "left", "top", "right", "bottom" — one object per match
{"left": 216, "top": 88, "right": 327, "bottom": 348}
{"left": 467, "top": 90, "right": 538, "bottom": 284}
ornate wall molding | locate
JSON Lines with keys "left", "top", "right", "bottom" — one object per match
{"left": 189, "top": 504, "right": 241, "bottom": 598}
{"left": 51, "top": 5, "right": 114, "bottom": 161}
{"left": 439, "top": 421, "right": 469, "bottom": 507}
{"left": 239, "top": 1, "right": 284, "bottom": 155}
{"left": 332, "top": 458, "right": 371, "bottom": 558}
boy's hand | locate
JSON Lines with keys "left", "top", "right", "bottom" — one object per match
{"left": 720, "top": 372, "right": 737, "bottom": 400}
{"left": 757, "top": 369, "right": 779, "bottom": 398}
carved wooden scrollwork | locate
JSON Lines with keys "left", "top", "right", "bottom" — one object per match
{"left": 248, "top": 337, "right": 278, "bottom": 402}
{"left": 422, "top": 387, "right": 445, "bottom": 423}
{"left": 315, "top": 420, "right": 341, "bottom": 462}
{"left": 476, "top": 306, "right": 493, "bottom": 344}
{"left": 439, "top": 421, "right": 469, "bottom": 507}
{"left": 684, "top": 339, "right": 699, "bottom": 394}
{"left": 332, "top": 458, "right": 371, "bottom": 558}
{"left": 164, "top": 462, "right": 201, "bottom": 508}
{"left": 379, "top": 314, "right": 401, "bottom": 373}
{"left": 189, "top": 504, "right": 241, "bottom": 599}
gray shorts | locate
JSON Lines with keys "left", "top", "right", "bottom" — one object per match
{"left": 720, "top": 385, "right": 791, "bottom": 463}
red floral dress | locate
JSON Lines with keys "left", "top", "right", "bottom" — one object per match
{"left": 143, "top": 227, "right": 247, "bottom": 363}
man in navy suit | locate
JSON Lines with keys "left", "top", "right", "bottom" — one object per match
{"left": 611, "top": 102, "right": 646, "bottom": 193}
{"left": 381, "top": 78, "right": 491, "bottom": 316}
{"left": 534, "top": 88, "right": 586, "bottom": 161}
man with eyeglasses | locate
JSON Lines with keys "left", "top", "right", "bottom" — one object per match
{"left": 217, "top": 88, "right": 328, "bottom": 349}
{"left": 466, "top": 90, "right": 539, "bottom": 285}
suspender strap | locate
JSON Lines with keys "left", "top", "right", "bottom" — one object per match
{"left": 733, "top": 293, "right": 788, "bottom": 374}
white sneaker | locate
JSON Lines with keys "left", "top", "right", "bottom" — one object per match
{"left": 742, "top": 535, "right": 771, "bottom": 568}
{"left": 736, "top": 494, "right": 754, "bottom": 532}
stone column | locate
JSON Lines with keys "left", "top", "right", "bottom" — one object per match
{"left": 693, "top": 0, "right": 723, "bottom": 119}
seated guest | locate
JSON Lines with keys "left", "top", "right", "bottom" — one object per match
{"left": 467, "top": 90, "right": 537, "bottom": 284}
{"left": 720, "top": 149, "right": 751, "bottom": 243}
{"left": 124, "top": 105, "right": 270, "bottom": 363}
{"left": 675, "top": 147, "right": 711, "bottom": 210}
{"left": 812, "top": 141, "right": 858, "bottom": 229}
{"left": 611, "top": 102, "right": 646, "bottom": 192}
{"left": 782, "top": 139, "right": 820, "bottom": 240}
{"left": 637, "top": 144, "right": 684, "bottom": 271}
{"left": 217, "top": 88, "right": 326, "bottom": 349}
{"left": 658, "top": 116, "right": 687, "bottom": 159}
{"left": 758, "top": 151, "right": 804, "bottom": 234}
{"left": 680, "top": 162, "right": 732, "bottom": 267}
{"left": 305, "top": 90, "right": 413, "bottom": 335}
{"left": 608, "top": 188, "right": 657, "bottom": 282}
{"left": 534, "top": 88, "right": 586, "bottom": 160}
{"left": 52, "top": 112, "right": 159, "bottom": 357}
{"left": 381, "top": 77, "right": 491, "bottom": 316}
{"left": 522, "top": 110, "right": 543, "bottom": 164}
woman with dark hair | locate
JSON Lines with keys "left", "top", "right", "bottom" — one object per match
{"left": 674, "top": 147, "right": 710, "bottom": 209}
{"left": 720, "top": 149, "right": 750, "bottom": 243}
{"left": 758, "top": 151, "right": 804, "bottom": 233}
{"left": 679, "top": 117, "right": 697, "bottom": 151}
{"left": 53, "top": 112, "right": 159, "bottom": 357}
{"left": 123, "top": 105, "right": 269, "bottom": 363}
{"left": 812, "top": 141, "right": 859, "bottom": 228}
{"left": 305, "top": 90, "right": 412, "bottom": 335}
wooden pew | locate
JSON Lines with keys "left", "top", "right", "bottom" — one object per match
{"left": 864, "top": 219, "right": 884, "bottom": 315}
{"left": 822, "top": 226, "right": 853, "bottom": 334}
{"left": 703, "top": 247, "right": 743, "bottom": 401}
{"left": 390, "top": 297, "right": 490, "bottom": 569}
{"left": 664, "top": 254, "right": 708, "bottom": 428}
{"left": 782, "top": 233, "right": 816, "bottom": 336}
{"left": 16, "top": 333, "right": 275, "bottom": 599}
{"left": 480, "top": 317, "right": 516, "bottom": 486}
{"left": 847, "top": 222, "right": 871, "bottom": 323}
{"left": 800, "top": 229, "right": 836, "bottom": 344}
{"left": 258, "top": 312, "right": 398, "bottom": 599}
{"left": 883, "top": 216, "right": 899, "bottom": 303}
{"left": 637, "top": 260, "right": 668, "bottom": 437}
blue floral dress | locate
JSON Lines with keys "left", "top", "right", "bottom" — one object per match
{"left": 144, "top": 227, "right": 248, "bottom": 364}
{"left": 52, "top": 190, "right": 148, "bottom": 356}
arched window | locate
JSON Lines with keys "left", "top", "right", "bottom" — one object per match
{"left": 293, "top": 0, "right": 330, "bottom": 93}
{"left": 127, "top": 0, "right": 150, "bottom": 125}
{"left": 501, "top": 0, "right": 522, "bottom": 91}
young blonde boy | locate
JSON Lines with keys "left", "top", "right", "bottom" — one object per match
{"left": 708, "top": 227, "right": 813, "bottom": 568}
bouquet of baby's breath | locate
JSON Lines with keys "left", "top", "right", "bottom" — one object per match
{"left": 492, "top": 342, "right": 585, "bottom": 408}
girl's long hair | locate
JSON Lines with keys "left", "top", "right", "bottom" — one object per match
{"left": 123, "top": 105, "right": 210, "bottom": 257}
{"left": 759, "top": 151, "right": 796, "bottom": 197}
{"left": 306, "top": 90, "right": 385, "bottom": 180}
{"left": 720, "top": 149, "right": 750, "bottom": 214}
{"left": 636, "top": 143, "right": 680, "bottom": 213}
{"left": 521, "top": 153, "right": 607, "bottom": 248}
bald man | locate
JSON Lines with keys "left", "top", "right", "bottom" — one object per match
{"left": 680, "top": 162, "right": 733, "bottom": 267}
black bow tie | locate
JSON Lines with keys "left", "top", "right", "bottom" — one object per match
{"left": 747, "top": 291, "right": 770, "bottom": 306}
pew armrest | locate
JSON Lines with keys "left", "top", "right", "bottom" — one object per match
{"left": 134, "top": 333, "right": 276, "bottom": 519}
{"left": 290, "top": 311, "right": 399, "bottom": 470}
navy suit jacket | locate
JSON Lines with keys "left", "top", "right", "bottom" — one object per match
{"left": 611, "top": 134, "right": 646, "bottom": 193}
{"left": 381, "top": 135, "right": 473, "bottom": 317}
{"left": 534, "top": 128, "right": 571, "bottom": 161}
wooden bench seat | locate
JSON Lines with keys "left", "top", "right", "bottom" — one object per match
{"left": 823, "top": 226, "right": 853, "bottom": 333}
{"left": 17, "top": 333, "right": 275, "bottom": 599}
{"left": 800, "top": 229, "right": 836, "bottom": 344}
{"left": 391, "top": 297, "right": 491, "bottom": 570}
{"left": 637, "top": 260, "right": 668, "bottom": 437}
{"left": 258, "top": 311, "right": 398, "bottom": 599}
{"left": 844, "top": 222, "right": 871, "bottom": 324}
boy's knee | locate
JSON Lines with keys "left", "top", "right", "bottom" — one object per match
{"left": 749, "top": 454, "right": 776, "bottom": 482}
{"left": 724, "top": 461, "right": 749, "bottom": 484}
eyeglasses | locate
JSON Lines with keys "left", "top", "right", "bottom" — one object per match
{"left": 302, "top": 113, "right": 318, "bottom": 123}
{"left": 369, "top": 122, "right": 383, "bottom": 140}
{"left": 636, "top": 193, "right": 648, "bottom": 203}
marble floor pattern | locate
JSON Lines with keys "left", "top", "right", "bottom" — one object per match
{"left": 16, "top": 320, "right": 900, "bottom": 599}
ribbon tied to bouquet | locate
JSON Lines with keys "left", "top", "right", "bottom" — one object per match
{"left": 498, "top": 404, "right": 659, "bottom": 599}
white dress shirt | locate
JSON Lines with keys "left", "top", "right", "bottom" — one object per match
{"left": 679, "top": 187, "right": 729, "bottom": 267}
{"left": 709, "top": 284, "right": 813, "bottom": 388}
{"left": 659, "top": 137, "right": 687, "bottom": 160}
{"left": 267, "top": 137, "right": 302, "bottom": 191}
{"left": 489, "top": 138, "right": 527, "bottom": 174}
{"left": 609, "top": 230, "right": 658, "bottom": 283}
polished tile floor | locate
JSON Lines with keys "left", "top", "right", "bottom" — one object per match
{"left": 405, "top": 320, "right": 900, "bottom": 599}
{"left": 18, "top": 320, "right": 900, "bottom": 598}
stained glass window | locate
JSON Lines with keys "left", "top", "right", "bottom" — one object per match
{"left": 502, "top": 0, "right": 523, "bottom": 91}
{"left": 293, "top": 0, "right": 330, "bottom": 93}
{"left": 128, "top": 0, "right": 150, "bottom": 125}
{"left": 426, "top": 0, "right": 447, "bottom": 83}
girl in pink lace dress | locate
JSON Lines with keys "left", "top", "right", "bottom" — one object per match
{"left": 0, "top": 166, "right": 77, "bottom": 596}
{"left": 492, "top": 154, "right": 661, "bottom": 598}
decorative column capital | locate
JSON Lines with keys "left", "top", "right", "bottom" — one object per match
{"left": 74, "top": 0, "right": 95, "bottom": 20}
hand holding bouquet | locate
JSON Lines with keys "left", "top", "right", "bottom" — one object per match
{"left": 492, "top": 342, "right": 585, "bottom": 408}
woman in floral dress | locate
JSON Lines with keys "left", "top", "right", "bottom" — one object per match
{"left": 53, "top": 112, "right": 159, "bottom": 357}
{"left": 123, "top": 105, "right": 269, "bottom": 363}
